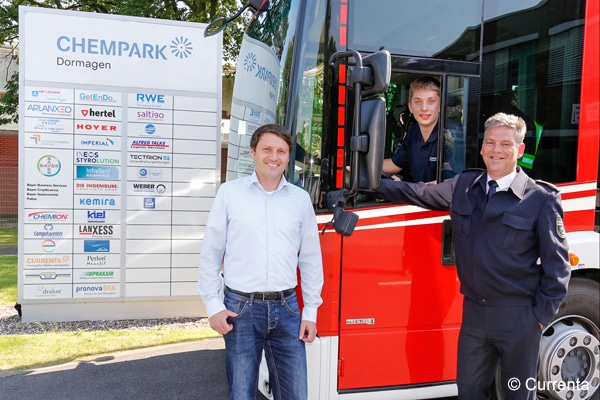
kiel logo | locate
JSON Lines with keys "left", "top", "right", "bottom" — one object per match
{"left": 81, "top": 108, "right": 116, "bottom": 118}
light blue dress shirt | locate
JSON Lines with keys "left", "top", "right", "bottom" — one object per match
{"left": 198, "top": 171, "right": 324, "bottom": 322}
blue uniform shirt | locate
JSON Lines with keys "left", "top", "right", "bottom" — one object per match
{"left": 391, "top": 122, "right": 439, "bottom": 182}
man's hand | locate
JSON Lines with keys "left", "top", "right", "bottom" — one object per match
{"left": 299, "top": 320, "right": 318, "bottom": 343}
{"left": 209, "top": 309, "right": 238, "bottom": 335}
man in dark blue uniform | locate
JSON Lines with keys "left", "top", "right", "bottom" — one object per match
{"left": 375, "top": 112, "right": 570, "bottom": 399}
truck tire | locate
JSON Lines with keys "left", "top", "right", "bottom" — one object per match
{"left": 493, "top": 275, "right": 600, "bottom": 400}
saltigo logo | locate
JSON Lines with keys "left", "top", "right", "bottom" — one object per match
{"left": 37, "top": 155, "right": 61, "bottom": 177}
{"left": 56, "top": 36, "right": 194, "bottom": 60}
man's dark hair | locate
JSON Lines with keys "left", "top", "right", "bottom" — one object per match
{"left": 250, "top": 123, "right": 294, "bottom": 153}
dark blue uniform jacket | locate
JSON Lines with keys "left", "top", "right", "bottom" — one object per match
{"left": 376, "top": 167, "right": 570, "bottom": 326}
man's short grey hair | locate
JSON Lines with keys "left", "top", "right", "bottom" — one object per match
{"left": 484, "top": 113, "right": 527, "bottom": 145}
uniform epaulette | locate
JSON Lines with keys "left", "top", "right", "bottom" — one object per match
{"left": 461, "top": 168, "right": 485, "bottom": 174}
{"left": 535, "top": 179, "right": 559, "bottom": 192}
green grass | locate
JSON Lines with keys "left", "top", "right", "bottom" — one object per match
{"left": 0, "top": 255, "right": 17, "bottom": 304}
{"left": 0, "top": 226, "right": 219, "bottom": 373}
{"left": 0, "top": 226, "right": 17, "bottom": 246}
{"left": 0, "top": 328, "right": 218, "bottom": 372}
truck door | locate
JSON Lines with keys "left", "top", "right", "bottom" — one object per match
{"left": 337, "top": 72, "right": 481, "bottom": 391}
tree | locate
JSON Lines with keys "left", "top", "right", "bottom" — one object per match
{"left": 0, "top": 0, "right": 245, "bottom": 124}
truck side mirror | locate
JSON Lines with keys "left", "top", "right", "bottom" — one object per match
{"left": 357, "top": 97, "right": 386, "bottom": 190}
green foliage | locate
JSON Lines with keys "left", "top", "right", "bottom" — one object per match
{"left": 0, "top": 0, "right": 245, "bottom": 123}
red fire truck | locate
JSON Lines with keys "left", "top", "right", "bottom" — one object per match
{"left": 206, "top": 0, "right": 599, "bottom": 398}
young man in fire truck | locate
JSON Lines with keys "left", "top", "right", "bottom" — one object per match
{"left": 383, "top": 75, "right": 458, "bottom": 183}
{"left": 197, "top": 123, "right": 324, "bottom": 400}
{"left": 374, "top": 112, "right": 570, "bottom": 399}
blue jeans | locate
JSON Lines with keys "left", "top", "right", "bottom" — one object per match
{"left": 223, "top": 289, "right": 307, "bottom": 400}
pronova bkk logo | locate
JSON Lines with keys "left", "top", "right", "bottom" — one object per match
{"left": 56, "top": 36, "right": 194, "bottom": 60}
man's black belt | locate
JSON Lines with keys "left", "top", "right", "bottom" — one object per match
{"left": 225, "top": 286, "right": 295, "bottom": 301}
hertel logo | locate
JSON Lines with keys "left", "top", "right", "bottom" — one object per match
{"left": 81, "top": 108, "right": 116, "bottom": 118}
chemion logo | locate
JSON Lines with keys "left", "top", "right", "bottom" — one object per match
{"left": 56, "top": 36, "right": 194, "bottom": 60}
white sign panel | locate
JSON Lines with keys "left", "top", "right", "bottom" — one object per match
{"left": 18, "top": 6, "right": 221, "bottom": 322}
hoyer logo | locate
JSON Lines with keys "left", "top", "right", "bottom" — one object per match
{"left": 76, "top": 123, "right": 118, "bottom": 132}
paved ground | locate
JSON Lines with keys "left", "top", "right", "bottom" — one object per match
{"left": 0, "top": 338, "right": 242, "bottom": 400}
{"left": 0, "top": 245, "right": 17, "bottom": 255}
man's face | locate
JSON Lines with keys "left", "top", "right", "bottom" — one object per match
{"left": 251, "top": 132, "right": 290, "bottom": 181}
{"left": 408, "top": 88, "right": 440, "bottom": 129}
{"left": 480, "top": 125, "right": 525, "bottom": 179}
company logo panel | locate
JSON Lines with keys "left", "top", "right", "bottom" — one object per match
{"left": 75, "top": 165, "right": 120, "bottom": 180}
{"left": 23, "top": 223, "right": 72, "bottom": 239}
{"left": 73, "top": 209, "right": 120, "bottom": 224}
{"left": 127, "top": 166, "right": 171, "bottom": 181}
{"left": 76, "top": 239, "right": 120, "bottom": 253}
{"left": 25, "top": 180, "right": 72, "bottom": 207}
{"left": 25, "top": 254, "right": 71, "bottom": 269}
{"left": 22, "top": 237, "right": 73, "bottom": 254}
{"left": 128, "top": 93, "right": 173, "bottom": 109}
{"left": 76, "top": 135, "right": 121, "bottom": 150}
{"left": 23, "top": 269, "right": 72, "bottom": 284}
{"left": 22, "top": 284, "right": 72, "bottom": 299}
{"left": 74, "top": 121, "right": 122, "bottom": 136}
{"left": 24, "top": 87, "right": 74, "bottom": 103}
{"left": 73, "top": 269, "right": 120, "bottom": 283}
{"left": 73, "top": 283, "right": 119, "bottom": 298}
{"left": 127, "top": 122, "right": 173, "bottom": 139}
{"left": 75, "top": 90, "right": 122, "bottom": 106}
{"left": 76, "top": 224, "right": 120, "bottom": 239}
{"left": 24, "top": 117, "right": 74, "bottom": 135}
{"left": 25, "top": 102, "right": 74, "bottom": 119}
{"left": 127, "top": 107, "right": 173, "bottom": 124}
{"left": 25, "top": 210, "right": 71, "bottom": 224}
{"left": 74, "top": 195, "right": 120, "bottom": 209}
{"left": 128, "top": 152, "right": 172, "bottom": 167}
{"left": 127, "top": 196, "right": 171, "bottom": 211}
{"left": 127, "top": 182, "right": 168, "bottom": 196}
{"left": 75, "top": 104, "right": 121, "bottom": 121}
{"left": 74, "top": 150, "right": 121, "bottom": 165}
{"left": 73, "top": 253, "right": 120, "bottom": 268}
{"left": 128, "top": 138, "right": 172, "bottom": 152}
{"left": 74, "top": 181, "right": 120, "bottom": 194}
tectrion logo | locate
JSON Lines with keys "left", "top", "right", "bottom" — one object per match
{"left": 170, "top": 37, "right": 193, "bottom": 59}
{"left": 244, "top": 52, "right": 257, "bottom": 72}
{"left": 37, "top": 155, "right": 62, "bottom": 177}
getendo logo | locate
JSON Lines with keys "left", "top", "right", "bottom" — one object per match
{"left": 56, "top": 36, "right": 193, "bottom": 60}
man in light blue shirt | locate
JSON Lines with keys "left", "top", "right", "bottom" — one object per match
{"left": 198, "top": 123, "right": 324, "bottom": 400}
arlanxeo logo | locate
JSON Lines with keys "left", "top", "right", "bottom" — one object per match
{"left": 243, "top": 52, "right": 257, "bottom": 72}
{"left": 56, "top": 36, "right": 194, "bottom": 60}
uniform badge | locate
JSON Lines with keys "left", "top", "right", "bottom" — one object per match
{"left": 556, "top": 216, "right": 566, "bottom": 239}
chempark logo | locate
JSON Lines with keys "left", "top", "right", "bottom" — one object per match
{"left": 56, "top": 36, "right": 194, "bottom": 60}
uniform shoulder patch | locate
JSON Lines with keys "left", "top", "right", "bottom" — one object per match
{"left": 556, "top": 215, "right": 566, "bottom": 239}
{"left": 535, "top": 179, "right": 559, "bottom": 192}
